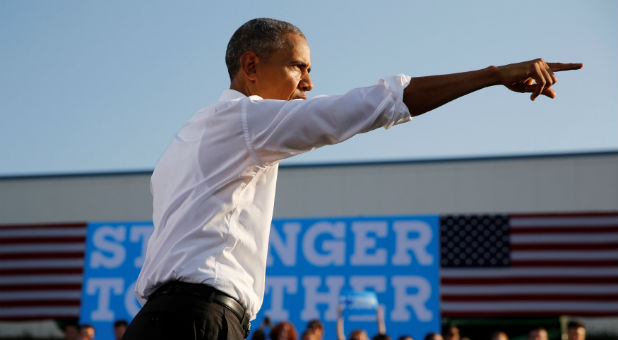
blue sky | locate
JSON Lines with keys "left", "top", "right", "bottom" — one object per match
{"left": 1, "top": 1, "right": 616, "bottom": 176}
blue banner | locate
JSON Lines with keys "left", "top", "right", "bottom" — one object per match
{"left": 262, "top": 216, "right": 440, "bottom": 340}
{"left": 80, "top": 216, "right": 440, "bottom": 340}
{"left": 79, "top": 221, "right": 152, "bottom": 340}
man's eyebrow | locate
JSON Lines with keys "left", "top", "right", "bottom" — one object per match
{"left": 292, "top": 61, "right": 311, "bottom": 73}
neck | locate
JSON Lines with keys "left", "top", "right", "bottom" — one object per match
{"left": 230, "top": 77, "right": 251, "bottom": 97}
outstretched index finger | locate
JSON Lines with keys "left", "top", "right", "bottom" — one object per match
{"left": 548, "top": 62, "right": 583, "bottom": 72}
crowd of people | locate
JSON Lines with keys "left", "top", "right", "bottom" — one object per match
{"left": 247, "top": 318, "right": 587, "bottom": 340}
{"left": 61, "top": 319, "right": 127, "bottom": 340}
{"left": 59, "top": 317, "right": 587, "bottom": 340}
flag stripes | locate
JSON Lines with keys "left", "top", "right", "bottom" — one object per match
{"left": 440, "top": 212, "right": 618, "bottom": 317}
{"left": 0, "top": 222, "right": 86, "bottom": 321}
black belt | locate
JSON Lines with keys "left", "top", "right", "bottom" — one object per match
{"left": 150, "top": 281, "right": 250, "bottom": 337}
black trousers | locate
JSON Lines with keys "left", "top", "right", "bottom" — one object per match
{"left": 122, "top": 284, "right": 247, "bottom": 340}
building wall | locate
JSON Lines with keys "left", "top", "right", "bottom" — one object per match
{"left": 274, "top": 152, "right": 618, "bottom": 218}
{"left": 0, "top": 152, "right": 616, "bottom": 224}
{"left": 0, "top": 173, "right": 152, "bottom": 223}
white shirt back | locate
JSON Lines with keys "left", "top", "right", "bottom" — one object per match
{"left": 136, "top": 75, "right": 412, "bottom": 319}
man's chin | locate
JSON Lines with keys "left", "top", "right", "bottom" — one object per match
{"left": 289, "top": 91, "right": 306, "bottom": 100}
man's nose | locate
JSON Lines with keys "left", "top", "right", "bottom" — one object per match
{"left": 299, "top": 73, "right": 313, "bottom": 92}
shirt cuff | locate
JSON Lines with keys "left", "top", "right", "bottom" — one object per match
{"left": 381, "top": 74, "right": 412, "bottom": 129}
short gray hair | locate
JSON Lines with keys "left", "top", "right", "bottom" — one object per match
{"left": 225, "top": 18, "right": 305, "bottom": 81}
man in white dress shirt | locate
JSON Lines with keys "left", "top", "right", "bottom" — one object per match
{"left": 122, "top": 18, "right": 582, "bottom": 340}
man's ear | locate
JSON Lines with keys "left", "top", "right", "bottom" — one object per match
{"left": 239, "top": 51, "right": 258, "bottom": 81}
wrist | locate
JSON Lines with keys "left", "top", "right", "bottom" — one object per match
{"left": 486, "top": 65, "right": 501, "bottom": 86}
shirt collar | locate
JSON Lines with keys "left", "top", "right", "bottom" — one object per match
{"left": 218, "top": 89, "right": 246, "bottom": 102}
{"left": 219, "top": 89, "right": 265, "bottom": 102}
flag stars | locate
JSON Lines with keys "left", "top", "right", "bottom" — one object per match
{"left": 440, "top": 215, "right": 511, "bottom": 268}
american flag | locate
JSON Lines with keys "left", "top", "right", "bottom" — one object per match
{"left": 440, "top": 212, "right": 618, "bottom": 317}
{"left": 2, "top": 214, "right": 617, "bottom": 320}
{"left": 0, "top": 222, "right": 86, "bottom": 320}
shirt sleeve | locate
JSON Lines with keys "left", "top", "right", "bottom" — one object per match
{"left": 242, "top": 74, "right": 412, "bottom": 165}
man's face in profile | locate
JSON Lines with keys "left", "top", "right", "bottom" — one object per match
{"left": 253, "top": 33, "right": 313, "bottom": 100}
